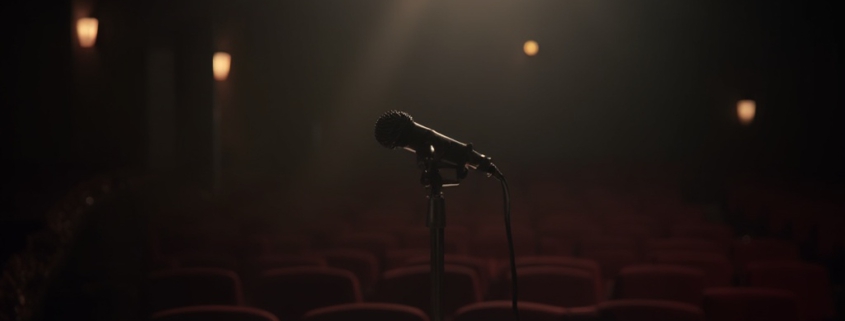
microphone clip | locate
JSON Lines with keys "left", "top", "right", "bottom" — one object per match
{"left": 416, "top": 143, "right": 472, "bottom": 188}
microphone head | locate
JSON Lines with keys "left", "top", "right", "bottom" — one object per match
{"left": 374, "top": 110, "right": 414, "bottom": 149}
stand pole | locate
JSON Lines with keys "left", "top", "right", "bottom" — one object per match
{"left": 427, "top": 182, "right": 445, "bottom": 321}
{"left": 418, "top": 151, "right": 448, "bottom": 321}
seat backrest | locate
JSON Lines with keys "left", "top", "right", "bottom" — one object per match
{"left": 670, "top": 224, "right": 733, "bottom": 250}
{"left": 537, "top": 237, "right": 576, "bottom": 256}
{"left": 653, "top": 251, "right": 733, "bottom": 287}
{"left": 404, "top": 254, "right": 493, "bottom": 292}
{"left": 733, "top": 238, "right": 800, "bottom": 269}
{"left": 469, "top": 230, "right": 537, "bottom": 258}
{"left": 515, "top": 266, "right": 600, "bottom": 307}
{"left": 746, "top": 261, "right": 835, "bottom": 320}
{"left": 152, "top": 306, "right": 278, "bottom": 321}
{"left": 597, "top": 299, "right": 704, "bottom": 321}
{"left": 453, "top": 301, "right": 566, "bottom": 321}
{"left": 581, "top": 249, "right": 641, "bottom": 280}
{"left": 252, "top": 254, "right": 326, "bottom": 270}
{"left": 703, "top": 287, "right": 800, "bottom": 321}
{"left": 615, "top": 265, "right": 705, "bottom": 305}
{"left": 333, "top": 232, "right": 399, "bottom": 266}
{"left": 497, "top": 256, "right": 603, "bottom": 300}
{"left": 399, "top": 227, "right": 469, "bottom": 254}
{"left": 320, "top": 249, "right": 380, "bottom": 290}
{"left": 148, "top": 268, "right": 244, "bottom": 313}
{"left": 252, "top": 267, "right": 362, "bottom": 320}
{"left": 303, "top": 303, "right": 429, "bottom": 321}
{"left": 372, "top": 264, "right": 481, "bottom": 317}
{"left": 645, "top": 238, "right": 722, "bottom": 255}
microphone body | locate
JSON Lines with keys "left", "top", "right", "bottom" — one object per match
{"left": 375, "top": 111, "right": 502, "bottom": 179}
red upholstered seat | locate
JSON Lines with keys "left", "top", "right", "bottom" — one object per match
{"left": 645, "top": 238, "right": 722, "bottom": 255}
{"left": 614, "top": 265, "right": 705, "bottom": 305}
{"left": 404, "top": 254, "right": 494, "bottom": 292}
{"left": 332, "top": 232, "right": 399, "bottom": 266}
{"left": 372, "top": 265, "right": 481, "bottom": 317}
{"left": 252, "top": 254, "right": 326, "bottom": 270}
{"left": 399, "top": 227, "right": 469, "bottom": 254}
{"left": 581, "top": 249, "right": 641, "bottom": 280}
{"left": 733, "top": 238, "right": 800, "bottom": 269}
{"left": 497, "top": 256, "right": 603, "bottom": 301}
{"left": 703, "top": 287, "right": 800, "bottom": 321}
{"left": 537, "top": 237, "right": 576, "bottom": 256}
{"left": 670, "top": 224, "right": 733, "bottom": 250}
{"left": 320, "top": 249, "right": 380, "bottom": 290}
{"left": 152, "top": 306, "right": 278, "bottom": 321}
{"left": 453, "top": 301, "right": 565, "bottom": 321}
{"left": 597, "top": 299, "right": 704, "bottom": 321}
{"left": 746, "top": 261, "right": 835, "bottom": 321}
{"left": 303, "top": 303, "right": 429, "bottom": 321}
{"left": 652, "top": 251, "right": 734, "bottom": 287}
{"left": 513, "top": 266, "right": 600, "bottom": 307}
{"left": 252, "top": 267, "right": 362, "bottom": 320}
{"left": 469, "top": 229, "right": 537, "bottom": 259}
{"left": 149, "top": 268, "right": 244, "bottom": 313}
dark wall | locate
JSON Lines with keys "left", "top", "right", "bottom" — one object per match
{"left": 2, "top": 0, "right": 843, "bottom": 222}
{"left": 2, "top": 0, "right": 149, "bottom": 220}
{"left": 217, "top": 0, "right": 844, "bottom": 192}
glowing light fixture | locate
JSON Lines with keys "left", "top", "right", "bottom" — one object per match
{"left": 213, "top": 52, "right": 231, "bottom": 81}
{"left": 76, "top": 18, "right": 99, "bottom": 48}
{"left": 737, "top": 99, "right": 756, "bottom": 125}
{"left": 523, "top": 40, "right": 539, "bottom": 56}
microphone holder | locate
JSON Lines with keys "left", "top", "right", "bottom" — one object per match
{"left": 416, "top": 144, "right": 468, "bottom": 321}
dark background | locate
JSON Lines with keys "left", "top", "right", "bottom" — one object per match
{"left": 2, "top": 0, "right": 843, "bottom": 224}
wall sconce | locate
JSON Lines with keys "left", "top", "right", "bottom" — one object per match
{"left": 524, "top": 40, "right": 539, "bottom": 56}
{"left": 737, "top": 99, "right": 756, "bottom": 125}
{"left": 213, "top": 52, "right": 231, "bottom": 81}
{"left": 76, "top": 18, "right": 98, "bottom": 48}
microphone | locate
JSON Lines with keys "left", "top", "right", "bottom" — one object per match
{"left": 374, "top": 110, "right": 502, "bottom": 179}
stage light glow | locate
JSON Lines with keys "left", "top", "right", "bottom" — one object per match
{"left": 213, "top": 52, "right": 231, "bottom": 81}
{"left": 76, "top": 18, "right": 98, "bottom": 48}
{"left": 524, "top": 40, "right": 539, "bottom": 56}
{"left": 737, "top": 100, "right": 756, "bottom": 125}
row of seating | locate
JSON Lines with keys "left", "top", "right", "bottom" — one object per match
{"left": 156, "top": 226, "right": 802, "bottom": 281}
{"left": 148, "top": 256, "right": 834, "bottom": 320}
{"left": 149, "top": 289, "right": 803, "bottom": 321}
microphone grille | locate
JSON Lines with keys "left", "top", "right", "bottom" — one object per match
{"left": 374, "top": 110, "right": 414, "bottom": 149}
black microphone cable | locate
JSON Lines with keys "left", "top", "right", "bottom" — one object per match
{"left": 498, "top": 175, "right": 520, "bottom": 321}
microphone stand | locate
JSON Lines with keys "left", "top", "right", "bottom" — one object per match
{"left": 417, "top": 146, "right": 468, "bottom": 321}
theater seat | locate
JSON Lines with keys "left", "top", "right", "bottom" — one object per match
{"left": 703, "top": 287, "right": 800, "bottom": 321}
{"left": 252, "top": 267, "right": 362, "bottom": 320}
{"left": 652, "top": 252, "right": 733, "bottom": 287}
{"left": 372, "top": 265, "right": 481, "bottom": 317}
{"left": 152, "top": 306, "right": 278, "bottom": 321}
{"left": 148, "top": 268, "right": 244, "bottom": 313}
{"left": 598, "top": 300, "right": 704, "bottom": 321}
{"left": 733, "top": 238, "right": 800, "bottom": 269}
{"left": 452, "top": 301, "right": 565, "bottom": 321}
{"left": 513, "top": 266, "right": 600, "bottom": 308}
{"left": 303, "top": 303, "right": 429, "bottom": 321}
{"left": 746, "top": 261, "right": 835, "bottom": 321}
{"left": 320, "top": 249, "right": 380, "bottom": 290}
{"left": 614, "top": 265, "right": 705, "bottom": 305}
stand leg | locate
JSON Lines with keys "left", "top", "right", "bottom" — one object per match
{"left": 428, "top": 187, "right": 445, "bottom": 321}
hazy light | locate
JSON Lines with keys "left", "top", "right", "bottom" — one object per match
{"left": 213, "top": 52, "right": 231, "bottom": 81}
{"left": 523, "top": 40, "right": 539, "bottom": 56}
{"left": 737, "top": 100, "right": 756, "bottom": 125}
{"left": 76, "top": 18, "right": 98, "bottom": 48}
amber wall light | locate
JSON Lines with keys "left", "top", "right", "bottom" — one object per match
{"left": 77, "top": 18, "right": 98, "bottom": 48}
{"left": 737, "top": 99, "right": 756, "bottom": 125}
{"left": 213, "top": 52, "right": 231, "bottom": 81}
